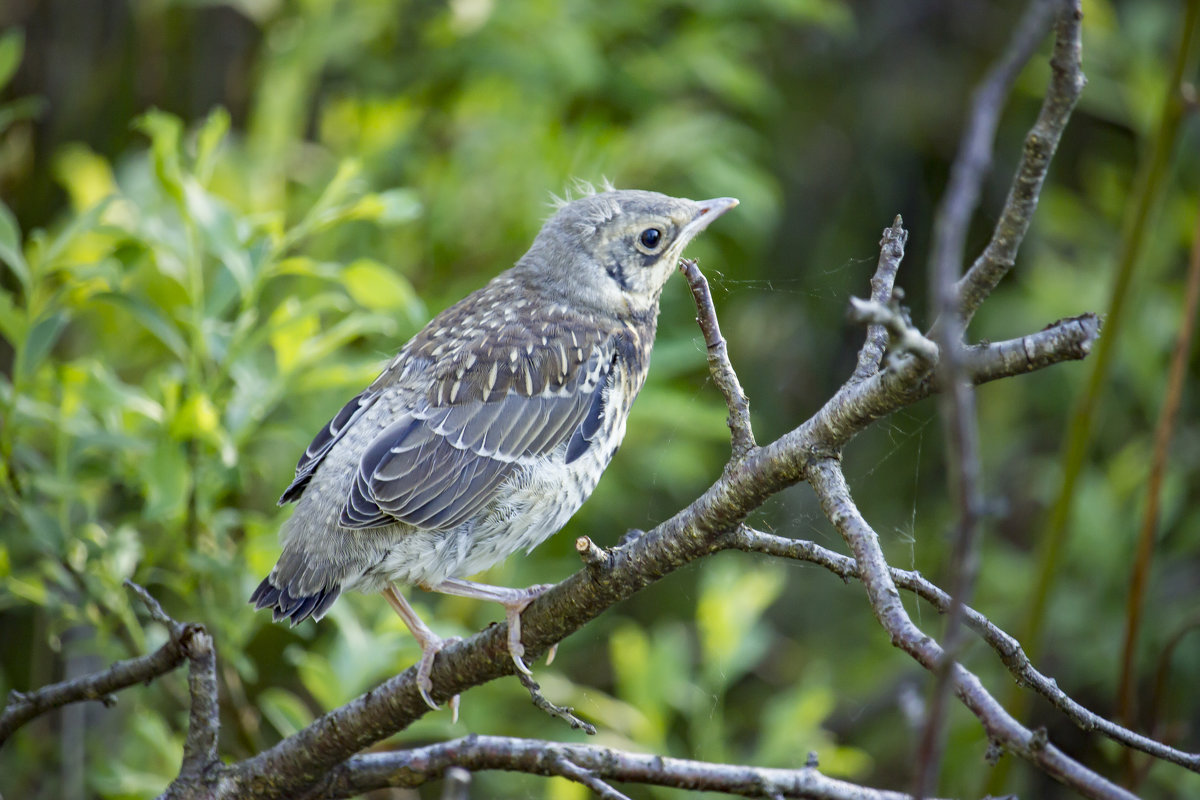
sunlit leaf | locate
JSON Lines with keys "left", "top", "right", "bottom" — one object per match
{"left": 135, "top": 110, "right": 186, "bottom": 206}
{"left": 52, "top": 143, "right": 117, "bottom": 212}
{"left": 342, "top": 258, "right": 425, "bottom": 320}
{"left": 696, "top": 557, "right": 785, "bottom": 689}
{"left": 39, "top": 195, "right": 116, "bottom": 273}
{"left": 269, "top": 297, "right": 319, "bottom": 373}
{"left": 170, "top": 392, "right": 222, "bottom": 440}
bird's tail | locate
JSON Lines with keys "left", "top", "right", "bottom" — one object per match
{"left": 249, "top": 576, "right": 340, "bottom": 626}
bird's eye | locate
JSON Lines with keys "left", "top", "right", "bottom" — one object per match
{"left": 638, "top": 228, "right": 663, "bottom": 250}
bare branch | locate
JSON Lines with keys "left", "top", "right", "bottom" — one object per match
{"left": 954, "top": 0, "right": 1087, "bottom": 326}
{"left": 919, "top": 1, "right": 1077, "bottom": 785}
{"left": 847, "top": 296, "right": 938, "bottom": 366}
{"left": 962, "top": 313, "right": 1100, "bottom": 382}
{"left": 0, "top": 584, "right": 204, "bottom": 748}
{"left": 806, "top": 457, "right": 1139, "bottom": 800}
{"left": 306, "top": 735, "right": 944, "bottom": 800}
{"left": 179, "top": 629, "right": 220, "bottom": 780}
{"left": 730, "top": 526, "right": 1200, "bottom": 773}
{"left": 680, "top": 258, "right": 757, "bottom": 460}
{"left": 550, "top": 754, "right": 634, "bottom": 800}
{"left": 851, "top": 216, "right": 909, "bottom": 382}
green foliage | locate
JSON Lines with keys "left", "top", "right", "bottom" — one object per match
{"left": 1, "top": 1, "right": 1198, "bottom": 799}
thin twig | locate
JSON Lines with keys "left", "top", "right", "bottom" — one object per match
{"left": 729, "top": 526, "right": 1200, "bottom": 773}
{"left": 953, "top": 0, "right": 1087, "bottom": 326}
{"left": 516, "top": 671, "right": 596, "bottom": 735}
{"left": 551, "top": 754, "right": 634, "bottom": 800}
{"left": 307, "top": 734, "right": 942, "bottom": 800}
{"left": 576, "top": 535, "right": 611, "bottom": 573}
{"left": 1143, "top": 615, "right": 1200, "bottom": 781}
{"left": 440, "top": 767, "right": 472, "bottom": 800}
{"left": 847, "top": 296, "right": 938, "bottom": 366}
{"left": 125, "top": 578, "right": 176, "bottom": 626}
{"left": 805, "top": 457, "right": 1139, "bottom": 800}
{"left": 851, "top": 216, "right": 909, "bottom": 382}
{"left": 679, "top": 258, "right": 756, "bottom": 460}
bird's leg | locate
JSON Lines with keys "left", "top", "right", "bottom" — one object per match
{"left": 383, "top": 585, "right": 460, "bottom": 719}
{"left": 424, "top": 578, "right": 554, "bottom": 676}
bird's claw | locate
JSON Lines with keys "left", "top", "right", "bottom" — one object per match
{"left": 414, "top": 634, "right": 461, "bottom": 712}
{"left": 505, "top": 584, "right": 554, "bottom": 676}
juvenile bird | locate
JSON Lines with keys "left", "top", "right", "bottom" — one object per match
{"left": 251, "top": 188, "right": 738, "bottom": 709}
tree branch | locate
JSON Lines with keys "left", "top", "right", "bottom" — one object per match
{"left": 918, "top": 1, "right": 1063, "bottom": 790}
{"left": 729, "top": 527, "right": 1200, "bottom": 774}
{"left": 304, "top": 735, "right": 941, "bottom": 800}
{"left": 4, "top": 217, "right": 1107, "bottom": 800}
{"left": 851, "top": 216, "right": 909, "bottom": 382}
{"left": 953, "top": 0, "right": 1087, "bottom": 326}
{"left": 0, "top": 583, "right": 208, "bottom": 749}
{"left": 805, "top": 458, "right": 1139, "bottom": 800}
{"left": 680, "top": 257, "right": 757, "bottom": 460}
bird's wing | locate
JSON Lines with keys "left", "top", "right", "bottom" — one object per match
{"left": 340, "top": 324, "right": 619, "bottom": 531}
{"left": 278, "top": 388, "right": 379, "bottom": 505}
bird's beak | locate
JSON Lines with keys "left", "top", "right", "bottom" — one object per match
{"left": 681, "top": 197, "right": 739, "bottom": 239}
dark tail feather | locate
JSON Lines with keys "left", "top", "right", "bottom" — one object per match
{"left": 250, "top": 577, "right": 340, "bottom": 626}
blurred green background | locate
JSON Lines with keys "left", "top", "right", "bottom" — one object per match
{"left": 1, "top": 0, "right": 1198, "bottom": 798}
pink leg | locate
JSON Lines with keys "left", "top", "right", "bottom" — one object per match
{"left": 383, "top": 585, "right": 460, "bottom": 720}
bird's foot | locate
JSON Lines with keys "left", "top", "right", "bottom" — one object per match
{"left": 414, "top": 633, "right": 462, "bottom": 714}
{"left": 501, "top": 583, "right": 554, "bottom": 675}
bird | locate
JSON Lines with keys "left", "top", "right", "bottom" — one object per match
{"left": 250, "top": 187, "right": 738, "bottom": 710}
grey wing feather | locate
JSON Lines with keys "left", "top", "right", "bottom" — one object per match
{"left": 279, "top": 389, "right": 378, "bottom": 505}
{"left": 340, "top": 344, "right": 615, "bottom": 532}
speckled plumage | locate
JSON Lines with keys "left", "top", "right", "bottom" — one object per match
{"left": 250, "top": 188, "right": 736, "bottom": 700}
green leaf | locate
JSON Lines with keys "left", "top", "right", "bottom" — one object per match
{"left": 39, "top": 195, "right": 114, "bottom": 271}
{"left": 0, "top": 29, "right": 23, "bottom": 91}
{"left": 51, "top": 145, "right": 117, "bottom": 213}
{"left": 19, "top": 311, "right": 69, "bottom": 380}
{"left": 348, "top": 188, "right": 423, "bottom": 226}
{"left": 193, "top": 106, "right": 231, "bottom": 184}
{"left": 258, "top": 687, "right": 314, "bottom": 737}
{"left": 696, "top": 558, "right": 785, "bottom": 689}
{"left": 0, "top": 199, "right": 30, "bottom": 293}
{"left": 342, "top": 258, "right": 425, "bottom": 320}
{"left": 280, "top": 159, "right": 365, "bottom": 250}
{"left": 134, "top": 110, "right": 186, "bottom": 207}
{"left": 0, "top": 288, "right": 25, "bottom": 344}
{"left": 142, "top": 439, "right": 189, "bottom": 522}
{"left": 94, "top": 291, "right": 188, "bottom": 359}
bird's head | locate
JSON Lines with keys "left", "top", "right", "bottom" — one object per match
{"left": 516, "top": 189, "right": 738, "bottom": 318}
